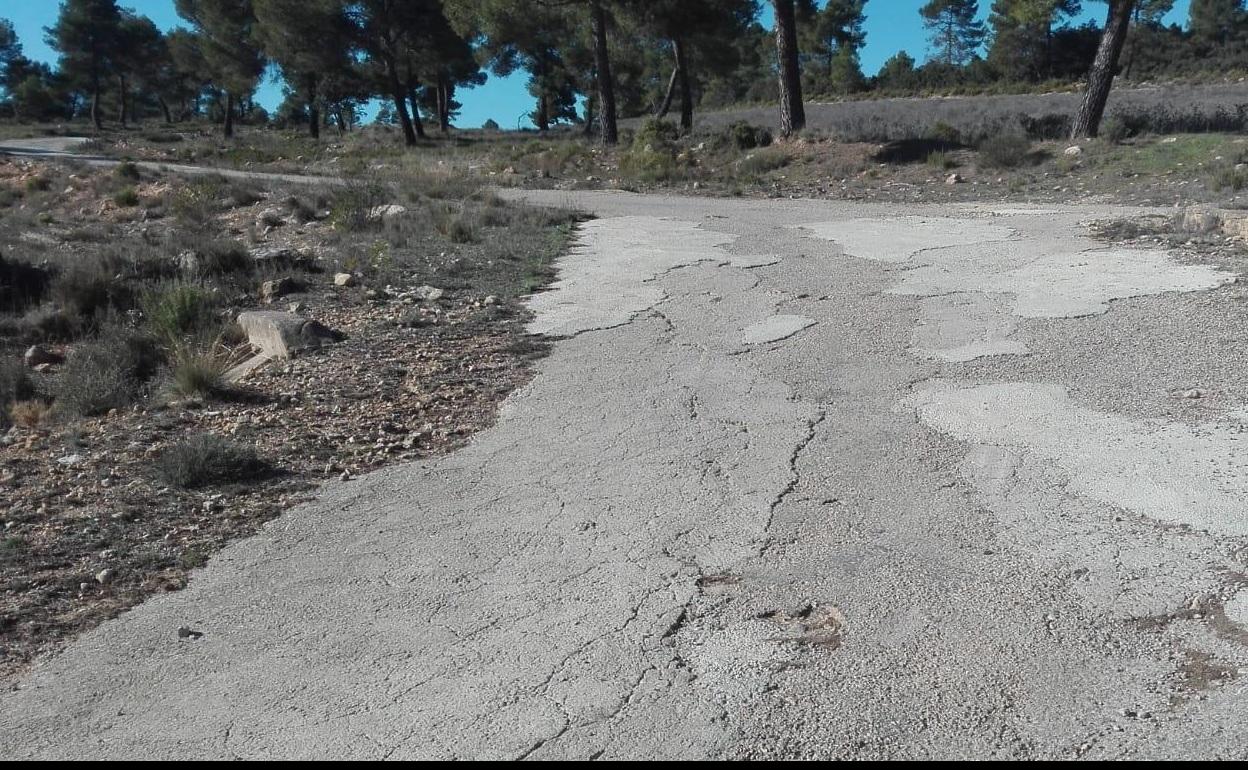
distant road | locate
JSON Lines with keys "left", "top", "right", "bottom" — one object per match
{"left": 0, "top": 136, "right": 341, "bottom": 186}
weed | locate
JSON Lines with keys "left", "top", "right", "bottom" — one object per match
{"left": 8, "top": 399, "right": 51, "bottom": 428}
{"left": 978, "top": 133, "right": 1032, "bottom": 168}
{"left": 142, "top": 283, "right": 216, "bottom": 341}
{"left": 153, "top": 434, "right": 268, "bottom": 488}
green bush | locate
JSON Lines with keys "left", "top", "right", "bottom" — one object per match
{"left": 115, "top": 162, "right": 141, "bottom": 182}
{"left": 154, "top": 434, "right": 268, "bottom": 488}
{"left": 728, "top": 122, "right": 773, "bottom": 150}
{"left": 52, "top": 330, "right": 162, "bottom": 418}
{"left": 113, "top": 186, "right": 140, "bottom": 207}
{"left": 143, "top": 284, "right": 216, "bottom": 341}
{"left": 978, "top": 133, "right": 1032, "bottom": 168}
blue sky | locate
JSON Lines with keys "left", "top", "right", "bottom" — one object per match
{"left": 4, "top": 0, "right": 1193, "bottom": 128}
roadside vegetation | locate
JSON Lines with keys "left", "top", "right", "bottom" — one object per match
{"left": 0, "top": 151, "right": 575, "bottom": 678}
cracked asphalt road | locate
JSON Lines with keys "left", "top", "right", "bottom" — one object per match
{"left": 4, "top": 191, "right": 1248, "bottom": 759}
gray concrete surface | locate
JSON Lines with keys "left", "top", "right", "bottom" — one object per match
{"left": 4, "top": 190, "right": 1248, "bottom": 759}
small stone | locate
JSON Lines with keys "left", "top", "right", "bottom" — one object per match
{"left": 95, "top": 568, "right": 115, "bottom": 584}
{"left": 334, "top": 272, "right": 356, "bottom": 287}
{"left": 260, "top": 276, "right": 297, "bottom": 302}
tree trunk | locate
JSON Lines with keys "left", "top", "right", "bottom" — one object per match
{"left": 673, "top": 36, "right": 693, "bottom": 132}
{"left": 117, "top": 75, "right": 128, "bottom": 128}
{"left": 656, "top": 66, "right": 679, "bottom": 118}
{"left": 1071, "top": 0, "right": 1135, "bottom": 139}
{"left": 591, "top": 1, "right": 618, "bottom": 145}
{"left": 383, "top": 55, "right": 418, "bottom": 146}
{"left": 90, "top": 73, "right": 102, "bottom": 130}
{"left": 307, "top": 74, "right": 320, "bottom": 139}
{"left": 223, "top": 90, "right": 235, "bottom": 138}
{"left": 583, "top": 94, "right": 595, "bottom": 136}
{"left": 772, "top": 0, "right": 805, "bottom": 137}
{"left": 437, "top": 74, "right": 451, "bottom": 132}
{"left": 407, "top": 86, "right": 427, "bottom": 138}
{"left": 157, "top": 96, "right": 172, "bottom": 124}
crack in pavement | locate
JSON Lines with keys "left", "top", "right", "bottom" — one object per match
{"left": 5, "top": 193, "right": 1248, "bottom": 759}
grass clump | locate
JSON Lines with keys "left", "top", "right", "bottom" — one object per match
{"left": 170, "top": 346, "right": 226, "bottom": 398}
{"left": 926, "top": 151, "right": 958, "bottom": 169}
{"left": 154, "top": 434, "right": 267, "bottom": 488}
{"left": 978, "top": 133, "right": 1032, "bottom": 168}
{"left": 143, "top": 283, "right": 216, "bottom": 340}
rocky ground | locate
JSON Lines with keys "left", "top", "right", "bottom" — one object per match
{"left": 0, "top": 153, "right": 569, "bottom": 680}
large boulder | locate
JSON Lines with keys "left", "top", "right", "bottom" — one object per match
{"left": 236, "top": 311, "right": 344, "bottom": 360}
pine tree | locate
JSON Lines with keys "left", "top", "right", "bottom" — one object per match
{"left": 46, "top": 0, "right": 123, "bottom": 129}
{"left": 921, "top": 0, "right": 986, "bottom": 65}
{"left": 253, "top": 0, "right": 352, "bottom": 139}
{"left": 798, "top": 0, "right": 866, "bottom": 93}
{"left": 174, "top": 0, "right": 265, "bottom": 138}
{"left": 987, "top": 0, "right": 1081, "bottom": 81}
{"left": 1190, "top": 0, "right": 1246, "bottom": 48}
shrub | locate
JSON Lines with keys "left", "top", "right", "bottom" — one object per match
{"left": 978, "top": 133, "right": 1032, "bottom": 168}
{"left": 143, "top": 284, "right": 216, "bottom": 341}
{"left": 1100, "top": 116, "right": 1130, "bottom": 145}
{"left": 926, "top": 151, "right": 957, "bottom": 169}
{"left": 24, "top": 176, "right": 51, "bottom": 193}
{"left": 194, "top": 242, "right": 250, "bottom": 278}
{"left": 329, "top": 181, "right": 387, "bottom": 231}
{"left": 52, "top": 330, "right": 162, "bottom": 417}
{"left": 0, "top": 253, "right": 51, "bottom": 309}
{"left": 113, "top": 186, "right": 140, "bottom": 207}
{"left": 0, "top": 359, "right": 34, "bottom": 426}
{"left": 154, "top": 434, "right": 267, "bottom": 488}
{"left": 737, "top": 148, "right": 789, "bottom": 177}
{"left": 49, "top": 260, "right": 131, "bottom": 323}
{"left": 728, "top": 122, "right": 773, "bottom": 150}
{"left": 115, "top": 162, "right": 141, "bottom": 182}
